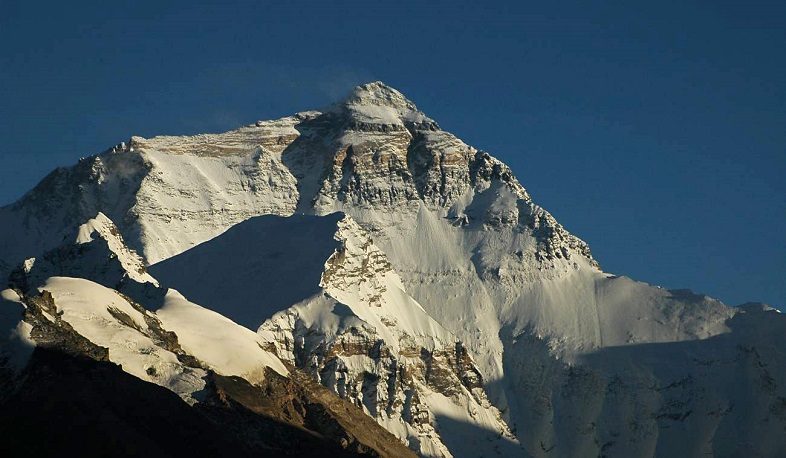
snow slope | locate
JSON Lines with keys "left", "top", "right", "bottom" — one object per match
{"left": 31, "top": 277, "right": 207, "bottom": 403}
{"left": 156, "top": 288, "right": 288, "bottom": 381}
{"left": 3, "top": 274, "right": 289, "bottom": 400}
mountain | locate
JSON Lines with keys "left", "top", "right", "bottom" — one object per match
{"left": 2, "top": 81, "right": 785, "bottom": 457}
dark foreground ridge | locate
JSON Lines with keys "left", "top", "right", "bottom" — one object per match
{"left": 0, "top": 346, "right": 414, "bottom": 458}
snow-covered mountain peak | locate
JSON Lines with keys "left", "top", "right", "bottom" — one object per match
{"left": 321, "top": 214, "right": 407, "bottom": 306}
{"left": 341, "top": 81, "right": 418, "bottom": 112}
{"left": 315, "top": 213, "right": 456, "bottom": 348}
{"left": 71, "top": 212, "right": 157, "bottom": 286}
{"left": 8, "top": 212, "right": 160, "bottom": 307}
{"left": 326, "top": 81, "right": 438, "bottom": 129}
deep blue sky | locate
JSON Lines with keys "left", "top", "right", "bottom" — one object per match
{"left": 1, "top": 1, "right": 784, "bottom": 309}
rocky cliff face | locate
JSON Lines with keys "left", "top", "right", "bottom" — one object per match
{"left": 2, "top": 81, "right": 786, "bottom": 457}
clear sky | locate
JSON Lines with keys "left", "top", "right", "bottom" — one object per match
{"left": 1, "top": 1, "right": 784, "bottom": 309}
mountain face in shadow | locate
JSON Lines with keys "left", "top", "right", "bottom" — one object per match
{"left": 0, "top": 348, "right": 362, "bottom": 458}
{"left": 150, "top": 213, "right": 343, "bottom": 329}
